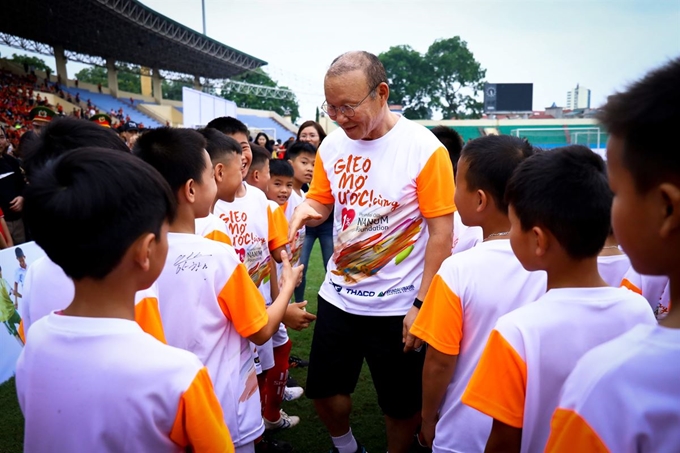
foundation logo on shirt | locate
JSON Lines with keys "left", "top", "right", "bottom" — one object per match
{"left": 334, "top": 155, "right": 399, "bottom": 211}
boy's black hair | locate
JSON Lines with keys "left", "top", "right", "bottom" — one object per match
{"left": 269, "top": 159, "right": 294, "bottom": 178}
{"left": 23, "top": 117, "right": 129, "bottom": 179}
{"left": 199, "top": 128, "right": 242, "bottom": 162}
{"left": 249, "top": 144, "right": 270, "bottom": 173}
{"left": 461, "top": 135, "right": 534, "bottom": 214}
{"left": 431, "top": 126, "right": 464, "bottom": 173}
{"left": 206, "top": 116, "right": 249, "bottom": 136}
{"left": 285, "top": 141, "right": 316, "bottom": 161}
{"left": 598, "top": 58, "right": 680, "bottom": 192}
{"left": 506, "top": 145, "right": 612, "bottom": 260}
{"left": 133, "top": 127, "right": 208, "bottom": 196}
{"left": 24, "top": 148, "right": 176, "bottom": 280}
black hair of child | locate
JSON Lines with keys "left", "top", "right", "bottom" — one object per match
{"left": 598, "top": 58, "right": 680, "bottom": 192}
{"left": 23, "top": 117, "right": 129, "bottom": 180}
{"left": 206, "top": 116, "right": 249, "bottom": 136}
{"left": 24, "top": 147, "right": 176, "bottom": 280}
{"left": 461, "top": 135, "right": 535, "bottom": 214}
{"left": 506, "top": 145, "right": 612, "bottom": 260}
{"left": 431, "top": 126, "right": 464, "bottom": 173}
{"left": 250, "top": 144, "right": 271, "bottom": 171}
{"left": 269, "top": 159, "right": 294, "bottom": 178}
{"left": 133, "top": 127, "right": 209, "bottom": 196}
{"left": 285, "top": 141, "right": 317, "bottom": 161}
{"left": 199, "top": 128, "right": 242, "bottom": 162}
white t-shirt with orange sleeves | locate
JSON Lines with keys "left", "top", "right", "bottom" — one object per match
{"left": 410, "top": 239, "right": 546, "bottom": 452}
{"left": 196, "top": 212, "right": 232, "bottom": 246}
{"left": 462, "top": 286, "right": 657, "bottom": 453}
{"left": 451, "top": 211, "right": 482, "bottom": 254}
{"left": 157, "top": 232, "right": 268, "bottom": 447}
{"left": 546, "top": 323, "right": 680, "bottom": 453}
{"left": 16, "top": 313, "right": 233, "bottom": 453}
{"left": 597, "top": 253, "right": 631, "bottom": 288}
{"left": 307, "top": 116, "right": 456, "bottom": 316}
{"left": 19, "top": 256, "right": 166, "bottom": 343}
{"left": 621, "top": 268, "right": 670, "bottom": 319}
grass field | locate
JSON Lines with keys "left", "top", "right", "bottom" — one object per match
{"left": 0, "top": 244, "right": 399, "bottom": 453}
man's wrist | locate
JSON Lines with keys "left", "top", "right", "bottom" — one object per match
{"left": 413, "top": 297, "right": 423, "bottom": 309}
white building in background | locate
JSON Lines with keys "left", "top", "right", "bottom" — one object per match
{"left": 566, "top": 84, "right": 591, "bottom": 110}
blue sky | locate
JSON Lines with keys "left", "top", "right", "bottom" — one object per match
{"left": 2, "top": 0, "right": 678, "bottom": 121}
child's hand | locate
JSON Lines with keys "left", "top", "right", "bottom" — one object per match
{"left": 279, "top": 250, "right": 304, "bottom": 291}
{"left": 283, "top": 301, "right": 317, "bottom": 331}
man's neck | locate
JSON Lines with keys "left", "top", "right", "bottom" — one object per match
{"left": 364, "top": 110, "right": 399, "bottom": 141}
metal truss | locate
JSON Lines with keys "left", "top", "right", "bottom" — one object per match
{"left": 0, "top": 33, "right": 53, "bottom": 58}
{"left": 96, "top": 0, "right": 265, "bottom": 71}
{"left": 220, "top": 79, "right": 297, "bottom": 101}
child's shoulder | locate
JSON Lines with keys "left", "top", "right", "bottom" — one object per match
{"left": 168, "top": 233, "right": 240, "bottom": 263}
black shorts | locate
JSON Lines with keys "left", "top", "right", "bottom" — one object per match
{"left": 306, "top": 295, "right": 425, "bottom": 419}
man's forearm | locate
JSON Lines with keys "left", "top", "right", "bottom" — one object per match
{"left": 304, "top": 199, "right": 333, "bottom": 227}
{"left": 417, "top": 231, "right": 453, "bottom": 300}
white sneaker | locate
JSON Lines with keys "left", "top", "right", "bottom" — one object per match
{"left": 264, "top": 410, "right": 300, "bottom": 430}
{"left": 283, "top": 386, "right": 304, "bottom": 402}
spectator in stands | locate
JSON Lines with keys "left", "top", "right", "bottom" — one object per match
{"left": 0, "top": 125, "right": 27, "bottom": 244}
{"left": 90, "top": 114, "right": 112, "bottom": 129}
{"left": 97, "top": 83, "right": 102, "bottom": 93}
{"left": 74, "top": 78, "right": 78, "bottom": 88}
{"left": 119, "top": 121, "right": 141, "bottom": 149}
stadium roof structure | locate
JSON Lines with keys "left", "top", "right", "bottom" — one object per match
{"left": 0, "top": 0, "right": 266, "bottom": 79}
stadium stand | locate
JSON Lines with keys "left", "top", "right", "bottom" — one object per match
{"left": 61, "top": 86, "right": 161, "bottom": 128}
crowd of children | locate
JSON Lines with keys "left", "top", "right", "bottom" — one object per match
{"left": 11, "top": 56, "right": 680, "bottom": 453}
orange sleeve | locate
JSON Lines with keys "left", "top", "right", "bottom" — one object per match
{"left": 409, "top": 274, "right": 463, "bottom": 355}
{"left": 135, "top": 297, "right": 167, "bottom": 344}
{"left": 18, "top": 319, "right": 25, "bottom": 344}
{"left": 205, "top": 230, "right": 232, "bottom": 246}
{"left": 462, "top": 329, "right": 527, "bottom": 428}
{"left": 415, "top": 146, "right": 456, "bottom": 218}
{"left": 217, "top": 263, "right": 268, "bottom": 338}
{"left": 621, "top": 278, "right": 642, "bottom": 295}
{"left": 267, "top": 205, "right": 289, "bottom": 251}
{"left": 306, "top": 152, "right": 334, "bottom": 205}
{"left": 545, "top": 409, "right": 610, "bottom": 453}
{"left": 169, "top": 367, "right": 234, "bottom": 453}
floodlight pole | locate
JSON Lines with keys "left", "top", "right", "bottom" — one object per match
{"left": 202, "top": 0, "right": 207, "bottom": 35}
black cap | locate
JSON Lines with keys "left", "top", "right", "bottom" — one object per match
{"left": 15, "top": 247, "right": 25, "bottom": 258}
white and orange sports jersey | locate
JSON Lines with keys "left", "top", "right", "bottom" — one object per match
{"left": 621, "top": 268, "right": 670, "bottom": 319}
{"left": 214, "top": 183, "right": 288, "bottom": 307}
{"left": 462, "top": 286, "right": 657, "bottom": 453}
{"left": 307, "top": 116, "right": 456, "bottom": 316}
{"left": 16, "top": 313, "right": 233, "bottom": 453}
{"left": 19, "top": 256, "right": 165, "bottom": 343}
{"left": 546, "top": 323, "right": 680, "bottom": 452}
{"left": 410, "top": 239, "right": 546, "bottom": 452}
{"left": 196, "top": 212, "right": 232, "bottom": 246}
{"left": 597, "top": 253, "right": 631, "bottom": 287}
{"left": 157, "top": 232, "right": 268, "bottom": 446}
{"left": 452, "top": 211, "right": 482, "bottom": 254}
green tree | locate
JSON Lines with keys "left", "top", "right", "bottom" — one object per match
{"left": 378, "top": 37, "right": 485, "bottom": 120}
{"left": 427, "top": 37, "right": 486, "bottom": 119}
{"left": 220, "top": 69, "right": 300, "bottom": 122}
{"left": 10, "top": 54, "right": 51, "bottom": 73}
{"left": 378, "top": 45, "right": 434, "bottom": 120}
{"left": 162, "top": 78, "right": 192, "bottom": 101}
{"left": 75, "top": 65, "right": 141, "bottom": 93}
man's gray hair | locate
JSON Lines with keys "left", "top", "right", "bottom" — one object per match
{"left": 326, "top": 51, "right": 388, "bottom": 98}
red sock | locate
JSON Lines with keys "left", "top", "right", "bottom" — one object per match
{"left": 263, "top": 339, "right": 292, "bottom": 422}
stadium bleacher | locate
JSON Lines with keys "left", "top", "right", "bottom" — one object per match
{"left": 61, "top": 86, "right": 162, "bottom": 128}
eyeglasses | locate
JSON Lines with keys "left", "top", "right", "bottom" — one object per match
{"left": 321, "top": 84, "right": 379, "bottom": 118}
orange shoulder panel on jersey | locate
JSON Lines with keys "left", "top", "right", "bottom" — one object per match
{"left": 18, "top": 319, "right": 25, "bottom": 344}
{"left": 306, "top": 152, "right": 334, "bottom": 205}
{"left": 462, "top": 329, "right": 527, "bottom": 428}
{"left": 620, "top": 278, "right": 642, "bottom": 295}
{"left": 169, "top": 366, "right": 234, "bottom": 453}
{"left": 410, "top": 274, "right": 464, "bottom": 355}
{"left": 135, "top": 297, "right": 167, "bottom": 344}
{"left": 267, "top": 204, "right": 289, "bottom": 251}
{"left": 545, "top": 408, "right": 610, "bottom": 453}
{"left": 217, "top": 263, "right": 268, "bottom": 338}
{"left": 415, "top": 146, "right": 457, "bottom": 218}
{"left": 205, "top": 230, "right": 232, "bottom": 246}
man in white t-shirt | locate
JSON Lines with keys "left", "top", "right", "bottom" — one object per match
{"left": 289, "top": 51, "right": 456, "bottom": 453}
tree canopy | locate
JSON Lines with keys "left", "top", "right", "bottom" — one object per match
{"left": 379, "top": 37, "right": 486, "bottom": 119}
{"left": 220, "top": 69, "right": 300, "bottom": 123}
{"left": 75, "top": 65, "right": 141, "bottom": 94}
{"left": 10, "top": 54, "right": 51, "bottom": 73}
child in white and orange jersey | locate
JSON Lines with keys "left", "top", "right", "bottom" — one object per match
{"left": 462, "top": 145, "right": 656, "bottom": 453}
{"left": 409, "top": 135, "right": 545, "bottom": 452}
{"left": 621, "top": 268, "right": 670, "bottom": 319}
{"left": 17, "top": 148, "right": 233, "bottom": 452}
{"left": 597, "top": 229, "right": 631, "bottom": 287}
{"left": 134, "top": 127, "right": 302, "bottom": 452}
{"left": 16, "top": 116, "right": 166, "bottom": 344}
{"left": 194, "top": 128, "right": 244, "bottom": 246}
{"left": 545, "top": 58, "right": 680, "bottom": 452}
